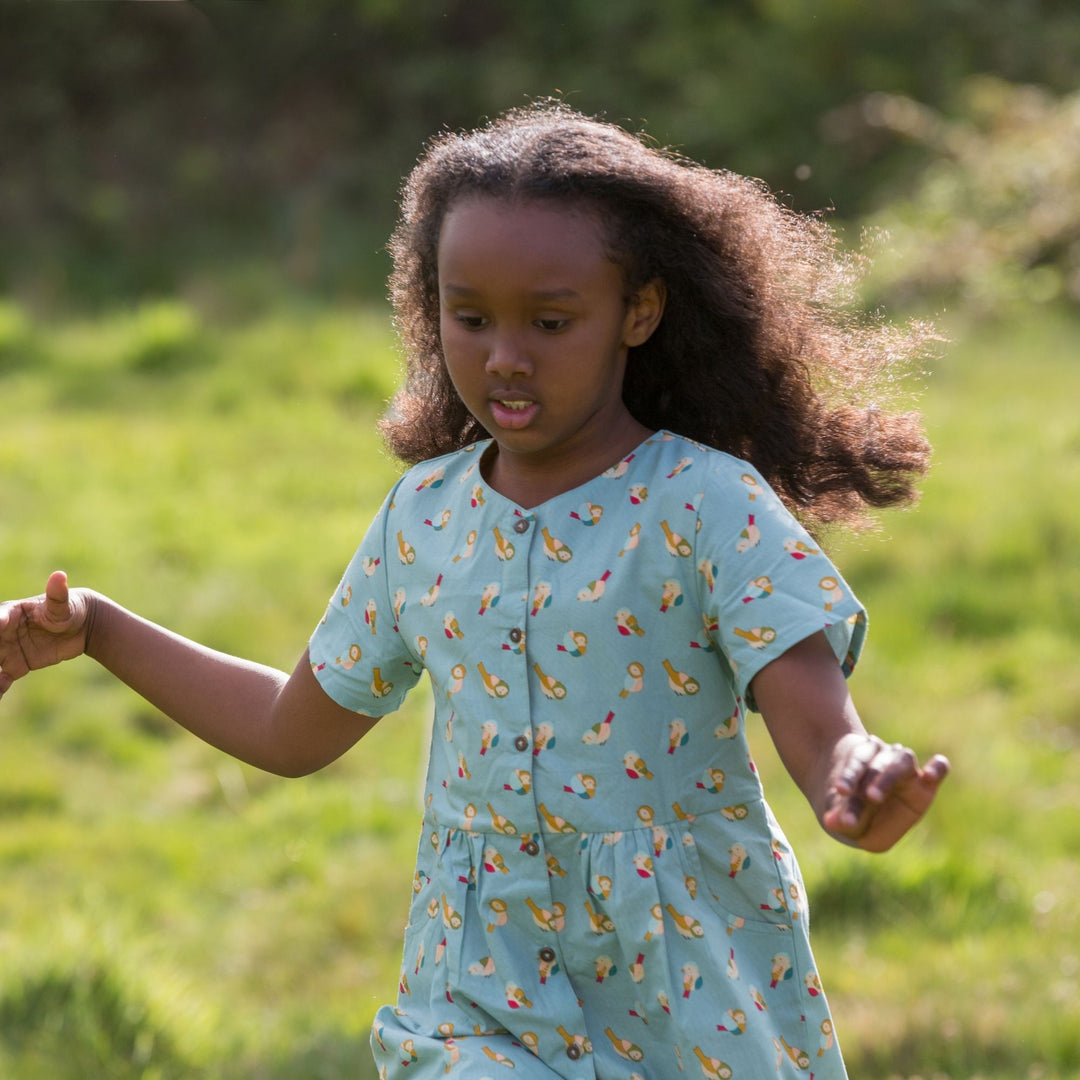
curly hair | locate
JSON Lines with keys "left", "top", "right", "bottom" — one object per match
{"left": 381, "top": 100, "right": 933, "bottom": 532}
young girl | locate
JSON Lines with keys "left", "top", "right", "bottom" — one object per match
{"left": 0, "top": 103, "right": 948, "bottom": 1079}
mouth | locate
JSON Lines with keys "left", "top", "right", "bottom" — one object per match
{"left": 489, "top": 394, "right": 539, "bottom": 430}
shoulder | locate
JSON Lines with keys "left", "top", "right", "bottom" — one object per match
{"left": 643, "top": 431, "right": 771, "bottom": 499}
{"left": 386, "top": 442, "right": 491, "bottom": 511}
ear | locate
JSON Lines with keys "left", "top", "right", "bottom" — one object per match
{"left": 622, "top": 279, "right": 667, "bottom": 348}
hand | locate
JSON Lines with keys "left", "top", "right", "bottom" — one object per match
{"left": 823, "top": 733, "right": 950, "bottom": 852}
{"left": 0, "top": 570, "right": 93, "bottom": 698}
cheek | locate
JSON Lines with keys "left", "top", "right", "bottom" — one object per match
{"left": 438, "top": 334, "right": 474, "bottom": 398}
{"left": 437, "top": 312, "right": 455, "bottom": 350}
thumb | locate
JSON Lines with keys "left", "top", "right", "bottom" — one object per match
{"left": 921, "top": 754, "right": 951, "bottom": 789}
{"left": 44, "top": 570, "right": 70, "bottom": 621}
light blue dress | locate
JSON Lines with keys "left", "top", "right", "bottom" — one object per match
{"left": 310, "top": 431, "right": 864, "bottom": 1079}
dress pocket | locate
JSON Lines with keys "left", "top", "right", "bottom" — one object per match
{"left": 679, "top": 805, "right": 799, "bottom": 935}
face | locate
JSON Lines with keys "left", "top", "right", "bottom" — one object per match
{"left": 437, "top": 196, "right": 664, "bottom": 501}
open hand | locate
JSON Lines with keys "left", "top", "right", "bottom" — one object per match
{"left": 0, "top": 571, "right": 92, "bottom": 698}
{"left": 823, "top": 734, "right": 950, "bottom": 852}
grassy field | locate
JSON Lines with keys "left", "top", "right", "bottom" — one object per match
{"left": 0, "top": 297, "right": 1077, "bottom": 1079}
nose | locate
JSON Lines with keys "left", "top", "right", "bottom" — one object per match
{"left": 484, "top": 332, "right": 533, "bottom": 379}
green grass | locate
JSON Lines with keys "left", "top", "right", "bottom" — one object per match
{"left": 0, "top": 297, "right": 1078, "bottom": 1078}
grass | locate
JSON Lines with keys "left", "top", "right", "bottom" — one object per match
{"left": 0, "top": 296, "right": 1078, "bottom": 1078}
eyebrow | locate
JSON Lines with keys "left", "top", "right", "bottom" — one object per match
{"left": 441, "top": 284, "right": 582, "bottom": 301}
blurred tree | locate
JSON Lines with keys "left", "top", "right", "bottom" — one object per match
{"left": 858, "top": 78, "right": 1080, "bottom": 314}
{"left": 1, "top": 0, "right": 1077, "bottom": 306}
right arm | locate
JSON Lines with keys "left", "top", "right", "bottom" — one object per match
{"left": 0, "top": 571, "right": 378, "bottom": 777}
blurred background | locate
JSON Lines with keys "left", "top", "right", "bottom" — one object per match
{"left": 0, "top": 3, "right": 1078, "bottom": 1078}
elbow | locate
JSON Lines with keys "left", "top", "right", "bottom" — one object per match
{"left": 265, "top": 754, "right": 331, "bottom": 779}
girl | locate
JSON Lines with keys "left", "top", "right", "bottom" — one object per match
{"left": 0, "top": 103, "right": 948, "bottom": 1079}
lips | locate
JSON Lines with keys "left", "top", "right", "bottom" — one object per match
{"left": 489, "top": 392, "right": 539, "bottom": 430}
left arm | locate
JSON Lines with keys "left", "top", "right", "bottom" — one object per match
{"left": 750, "top": 630, "right": 949, "bottom": 853}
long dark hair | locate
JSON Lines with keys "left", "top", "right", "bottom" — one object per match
{"left": 382, "top": 101, "right": 933, "bottom": 532}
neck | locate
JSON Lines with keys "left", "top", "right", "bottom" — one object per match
{"left": 483, "top": 418, "right": 653, "bottom": 508}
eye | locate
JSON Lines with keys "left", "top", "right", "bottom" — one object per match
{"left": 535, "top": 318, "right": 569, "bottom": 333}
{"left": 454, "top": 313, "right": 488, "bottom": 330}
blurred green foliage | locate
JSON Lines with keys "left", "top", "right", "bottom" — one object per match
{"left": 862, "top": 77, "right": 1080, "bottom": 311}
{"left": 2, "top": 5, "right": 1080, "bottom": 1078}
{"left": 2, "top": 0, "right": 1079, "bottom": 307}
{"left": 0, "top": 303, "right": 1077, "bottom": 1078}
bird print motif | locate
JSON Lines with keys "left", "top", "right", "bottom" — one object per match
{"left": 310, "top": 431, "right": 866, "bottom": 1079}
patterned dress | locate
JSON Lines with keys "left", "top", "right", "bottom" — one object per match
{"left": 309, "top": 431, "right": 865, "bottom": 1079}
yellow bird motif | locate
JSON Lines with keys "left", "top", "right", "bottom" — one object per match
{"left": 584, "top": 899, "right": 616, "bottom": 934}
{"left": 476, "top": 661, "right": 509, "bottom": 698}
{"left": 662, "top": 658, "right": 701, "bottom": 695}
{"left": 538, "top": 802, "right": 576, "bottom": 834}
{"left": 492, "top": 526, "right": 515, "bottom": 561}
{"left": 541, "top": 526, "right": 573, "bottom": 562}
{"left": 396, "top": 530, "right": 416, "bottom": 564}
{"left": 486, "top": 804, "right": 517, "bottom": 836}
{"left": 532, "top": 663, "right": 567, "bottom": 700}
{"left": 524, "top": 897, "right": 566, "bottom": 932}
{"left": 692, "top": 1046, "right": 733, "bottom": 1079}
{"left": 619, "top": 661, "right": 645, "bottom": 699}
{"left": 665, "top": 904, "right": 705, "bottom": 939}
{"left": 660, "top": 519, "right": 692, "bottom": 557}
{"left": 603, "top": 1027, "right": 644, "bottom": 1062}
{"left": 370, "top": 667, "right": 393, "bottom": 698}
{"left": 733, "top": 625, "right": 777, "bottom": 649}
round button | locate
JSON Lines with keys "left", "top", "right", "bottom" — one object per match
{"left": 513, "top": 518, "right": 531, "bottom": 534}
{"left": 508, "top": 627, "right": 523, "bottom": 643}
{"left": 539, "top": 946, "right": 556, "bottom": 963}
{"left": 523, "top": 839, "right": 540, "bottom": 856}
{"left": 514, "top": 734, "right": 530, "bottom": 751}
{"left": 566, "top": 1044, "right": 582, "bottom": 1060}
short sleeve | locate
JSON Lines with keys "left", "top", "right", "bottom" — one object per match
{"left": 309, "top": 482, "right": 423, "bottom": 717}
{"left": 696, "top": 462, "right": 867, "bottom": 711}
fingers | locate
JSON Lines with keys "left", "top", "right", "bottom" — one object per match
{"left": 923, "top": 753, "right": 951, "bottom": 784}
{"left": 834, "top": 734, "right": 884, "bottom": 796}
{"left": 865, "top": 742, "right": 918, "bottom": 802}
{"left": 827, "top": 736, "right": 950, "bottom": 848}
{"left": 44, "top": 570, "right": 70, "bottom": 622}
{"left": 837, "top": 735, "right": 930, "bottom": 802}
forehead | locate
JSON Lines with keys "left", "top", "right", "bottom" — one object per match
{"left": 436, "top": 197, "right": 618, "bottom": 289}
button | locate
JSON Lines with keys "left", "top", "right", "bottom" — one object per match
{"left": 508, "top": 627, "right": 523, "bottom": 643}
{"left": 566, "top": 1044, "right": 582, "bottom": 1060}
{"left": 514, "top": 734, "right": 530, "bottom": 751}
{"left": 513, "top": 518, "right": 531, "bottom": 534}
{"left": 523, "top": 839, "right": 540, "bottom": 856}
{"left": 539, "top": 946, "right": 556, "bottom": 963}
